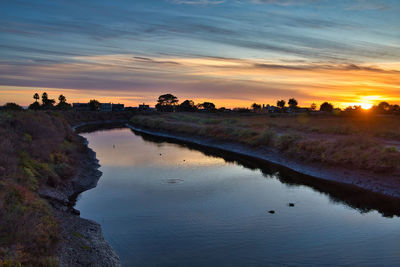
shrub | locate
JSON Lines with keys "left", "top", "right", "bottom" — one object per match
{"left": 277, "top": 134, "right": 301, "bottom": 151}
{"left": 255, "top": 128, "right": 277, "bottom": 146}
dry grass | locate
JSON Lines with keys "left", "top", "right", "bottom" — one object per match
{"left": 0, "top": 111, "right": 90, "bottom": 266}
{"left": 130, "top": 112, "right": 400, "bottom": 175}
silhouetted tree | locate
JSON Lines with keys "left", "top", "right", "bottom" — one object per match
{"left": 179, "top": 100, "right": 196, "bottom": 112}
{"left": 89, "top": 100, "right": 100, "bottom": 111}
{"left": 320, "top": 102, "right": 334, "bottom": 113}
{"left": 3, "top": 102, "right": 23, "bottom": 111}
{"left": 41, "top": 92, "right": 55, "bottom": 109}
{"left": 310, "top": 103, "right": 317, "bottom": 111}
{"left": 58, "top": 95, "right": 66, "bottom": 103}
{"left": 33, "top": 93, "right": 39, "bottom": 103}
{"left": 251, "top": 103, "right": 261, "bottom": 111}
{"left": 42, "top": 92, "right": 48, "bottom": 105}
{"left": 56, "top": 95, "right": 71, "bottom": 110}
{"left": 288, "top": 98, "right": 298, "bottom": 111}
{"left": 28, "top": 102, "right": 41, "bottom": 110}
{"left": 277, "top": 100, "right": 286, "bottom": 110}
{"left": 378, "top": 101, "right": 390, "bottom": 113}
{"left": 156, "top": 94, "right": 178, "bottom": 112}
{"left": 29, "top": 92, "right": 41, "bottom": 110}
{"left": 198, "top": 102, "right": 216, "bottom": 111}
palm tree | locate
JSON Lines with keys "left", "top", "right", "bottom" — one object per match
{"left": 42, "top": 92, "right": 48, "bottom": 105}
{"left": 33, "top": 93, "right": 39, "bottom": 102}
{"left": 58, "top": 94, "right": 66, "bottom": 103}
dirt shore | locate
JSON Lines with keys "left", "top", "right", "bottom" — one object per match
{"left": 126, "top": 123, "right": 400, "bottom": 199}
{"left": 39, "top": 128, "right": 121, "bottom": 266}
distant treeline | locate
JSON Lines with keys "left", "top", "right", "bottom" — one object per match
{"left": 153, "top": 93, "right": 400, "bottom": 115}
{"left": 1, "top": 92, "right": 399, "bottom": 115}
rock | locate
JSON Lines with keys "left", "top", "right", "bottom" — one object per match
{"left": 268, "top": 210, "right": 275, "bottom": 214}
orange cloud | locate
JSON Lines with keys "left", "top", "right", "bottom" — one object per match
{"left": 1, "top": 54, "right": 399, "bottom": 108}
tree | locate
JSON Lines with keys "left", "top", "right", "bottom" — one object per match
{"left": 41, "top": 92, "right": 55, "bottom": 109}
{"left": 157, "top": 94, "right": 178, "bottom": 106}
{"left": 310, "top": 103, "right": 317, "bottom": 111}
{"left": 33, "top": 93, "right": 39, "bottom": 102}
{"left": 378, "top": 101, "right": 390, "bottom": 112}
{"left": 156, "top": 94, "right": 178, "bottom": 112}
{"left": 277, "top": 100, "right": 286, "bottom": 109}
{"left": 320, "top": 102, "right": 334, "bottom": 113}
{"left": 29, "top": 92, "right": 41, "bottom": 110}
{"left": 3, "top": 102, "right": 23, "bottom": 111}
{"left": 251, "top": 103, "right": 261, "bottom": 111}
{"left": 42, "top": 92, "right": 48, "bottom": 105}
{"left": 28, "top": 102, "right": 41, "bottom": 110}
{"left": 89, "top": 100, "right": 100, "bottom": 111}
{"left": 179, "top": 100, "right": 197, "bottom": 112}
{"left": 288, "top": 98, "right": 298, "bottom": 111}
{"left": 58, "top": 95, "right": 66, "bottom": 103}
{"left": 56, "top": 94, "right": 71, "bottom": 110}
{"left": 198, "top": 102, "right": 216, "bottom": 111}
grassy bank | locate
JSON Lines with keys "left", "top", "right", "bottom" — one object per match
{"left": 0, "top": 111, "right": 93, "bottom": 266}
{"left": 130, "top": 113, "right": 400, "bottom": 175}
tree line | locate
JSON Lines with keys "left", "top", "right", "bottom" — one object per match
{"left": 28, "top": 92, "right": 72, "bottom": 110}
{"left": 155, "top": 94, "right": 335, "bottom": 113}
{"left": 1, "top": 92, "right": 399, "bottom": 115}
{"left": 153, "top": 93, "right": 400, "bottom": 115}
{"left": 155, "top": 94, "right": 217, "bottom": 112}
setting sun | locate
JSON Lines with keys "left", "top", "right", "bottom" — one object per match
{"left": 361, "top": 103, "right": 373, "bottom": 109}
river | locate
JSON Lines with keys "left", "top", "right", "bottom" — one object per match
{"left": 76, "top": 127, "right": 400, "bottom": 266}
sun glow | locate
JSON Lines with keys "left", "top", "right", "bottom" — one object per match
{"left": 360, "top": 103, "right": 373, "bottom": 109}
{"left": 358, "top": 95, "right": 383, "bottom": 110}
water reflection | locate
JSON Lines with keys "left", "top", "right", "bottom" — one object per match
{"left": 76, "top": 127, "right": 400, "bottom": 266}
{"left": 133, "top": 128, "right": 400, "bottom": 218}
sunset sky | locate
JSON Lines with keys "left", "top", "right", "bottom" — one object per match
{"left": 0, "top": 0, "right": 399, "bottom": 108}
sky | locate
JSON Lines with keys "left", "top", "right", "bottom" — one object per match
{"left": 0, "top": 0, "right": 399, "bottom": 108}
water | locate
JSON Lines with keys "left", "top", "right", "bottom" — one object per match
{"left": 76, "top": 128, "right": 400, "bottom": 266}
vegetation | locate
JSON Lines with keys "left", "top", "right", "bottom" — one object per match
{"left": 277, "top": 100, "right": 286, "bottom": 109}
{"left": 155, "top": 94, "right": 179, "bottom": 112}
{"left": 0, "top": 111, "right": 89, "bottom": 265}
{"left": 28, "top": 92, "right": 72, "bottom": 111}
{"left": 320, "top": 102, "right": 334, "bottom": 113}
{"left": 130, "top": 112, "right": 400, "bottom": 175}
{"left": 3, "top": 103, "right": 23, "bottom": 111}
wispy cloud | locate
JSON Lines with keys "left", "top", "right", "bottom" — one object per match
{"left": 1, "top": 0, "right": 399, "bottom": 107}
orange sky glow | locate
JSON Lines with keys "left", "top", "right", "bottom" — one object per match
{"left": 1, "top": 1, "right": 399, "bottom": 109}
{"left": 1, "top": 55, "right": 398, "bottom": 109}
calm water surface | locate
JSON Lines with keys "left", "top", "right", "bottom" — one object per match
{"left": 76, "top": 128, "right": 400, "bottom": 266}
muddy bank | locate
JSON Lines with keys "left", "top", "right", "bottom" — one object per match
{"left": 126, "top": 123, "right": 400, "bottom": 199}
{"left": 39, "top": 125, "right": 121, "bottom": 266}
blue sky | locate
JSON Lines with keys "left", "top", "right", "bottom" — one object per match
{"left": 0, "top": 0, "right": 399, "bottom": 107}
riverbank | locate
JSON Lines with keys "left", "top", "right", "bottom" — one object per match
{"left": 127, "top": 114, "right": 400, "bottom": 198}
{"left": 0, "top": 111, "right": 121, "bottom": 266}
{"left": 49, "top": 134, "right": 120, "bottom": 266}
